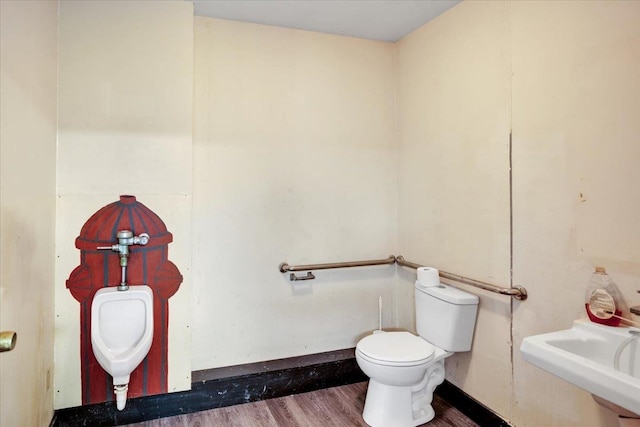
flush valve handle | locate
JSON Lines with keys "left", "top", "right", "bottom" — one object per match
{"left": 134, "top": 233, "right": 150, "bottom": 246}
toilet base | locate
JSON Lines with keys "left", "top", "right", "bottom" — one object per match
{"left": 362, "top": 361, "right": 445, "bottom": 427}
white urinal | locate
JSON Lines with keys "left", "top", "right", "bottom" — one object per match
{"left": 91, "top": 285, "right": 154, "bottom": 410}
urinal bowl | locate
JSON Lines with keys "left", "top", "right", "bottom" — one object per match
{"left": 91, "top": 285, "right": 154, "bottom": 409}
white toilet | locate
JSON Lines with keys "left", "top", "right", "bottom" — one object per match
{"left": 91, "top": 285, "right": 154, "bottom": 410}
{"left": 356, "top": 267, "right": 479, "bottom": 427}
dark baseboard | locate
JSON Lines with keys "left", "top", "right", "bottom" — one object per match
{"left": 51, "top": 348, "right": 510, "bottom": 427}
{"left": 437, "top": 380, "right": 512, "bottom": 427}
{"left": 51, "top": 349, "right": 365, "bottom": 426}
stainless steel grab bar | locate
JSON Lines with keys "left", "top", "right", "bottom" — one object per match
{"left": 396, "top": 255, "right": 527, "bottom": 300}
{"left": 279, "top": 255, "right": 396, "bottom": 273}
{"left": 278, "top": 254, "right": 527, "bottom": 300}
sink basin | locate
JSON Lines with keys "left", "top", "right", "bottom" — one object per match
{"left": 521, "top": 319, "right": 640, "bottom": 415}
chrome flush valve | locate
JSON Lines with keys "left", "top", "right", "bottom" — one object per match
{"left": 114, "top": 230, "right": 150, "bottom": 248}
{"left": 97, "top": 230, "right": 150, "bottom": 291}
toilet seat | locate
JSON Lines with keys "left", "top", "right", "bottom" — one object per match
{"left": 356, "top": 331, "right": 434, "bottom": 367}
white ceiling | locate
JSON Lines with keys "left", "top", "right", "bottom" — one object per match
{"left": 193, "top": 1, "right": 461, "bottom": 43}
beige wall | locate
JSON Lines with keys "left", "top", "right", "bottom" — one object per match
{"left": 0, "top": 1, "right": 58, "bottom": 426}
{"left": 192, "top": 18, "right": 398, "bottom": 369}
{"left": 396, "top": 0, "right": 513, "bottom": 418}
{"left": 398, "top": 1, "right": 640, "bottom": 426}
{"left": 54, "top": 1, "right": 193, "bottom": 409}
{"left": 5, "top": 0, "right": 639, "bottom": 423}
{"left": 511, "top": 1, "right": 640, "bottom": 426}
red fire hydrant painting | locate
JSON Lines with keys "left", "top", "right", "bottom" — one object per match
{"left": 66, "top": 195, "right": 183, "bottom": 405}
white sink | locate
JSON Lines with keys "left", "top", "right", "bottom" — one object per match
{"left": 521, "top": 319, "right": 640, "bottom": 416}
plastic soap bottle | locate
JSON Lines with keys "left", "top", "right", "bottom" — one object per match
{"left": 584, "top": 267, "right": 625, "bottom": 326}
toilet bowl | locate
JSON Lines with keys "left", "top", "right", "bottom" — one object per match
{"left": 356, "top": 267, "right": 478, "bottom": 427}
{"left": 356, "top": 331, "right": 452, "bottom": 426}
{"left": 91, "top": 285, "right": 154, "bottom": 410}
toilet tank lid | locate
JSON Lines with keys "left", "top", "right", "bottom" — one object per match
{"left": 419, "top": 284, "right": 479, "bottom": 305}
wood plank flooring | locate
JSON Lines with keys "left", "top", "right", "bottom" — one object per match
{"left": 124, "top": 382, "right": 479, "bottom": 427}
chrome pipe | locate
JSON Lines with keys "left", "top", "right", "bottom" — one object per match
{"left": 396, "top": 255, "right": 528, "bottom": 301}
{"left": 279, "top": 255, "right": 396, "bottom": 273}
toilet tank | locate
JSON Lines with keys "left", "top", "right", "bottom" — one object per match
{"left": 415, "top": 282, "right": 479, "bottom": 352}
